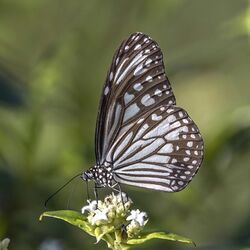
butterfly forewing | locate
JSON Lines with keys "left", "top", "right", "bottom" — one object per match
{"left": 108, "top": 105, "right": 203, "bottom": 192}
{"left": 95, "top": 32, "right": 176, "bottom": 164}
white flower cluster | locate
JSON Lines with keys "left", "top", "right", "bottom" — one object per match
{"left": 81, "top": 192, "right": 148, "bottom": 238}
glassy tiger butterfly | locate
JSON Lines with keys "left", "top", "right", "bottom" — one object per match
{"left": 82, "top": 32, "right": 204, "bottom": 193}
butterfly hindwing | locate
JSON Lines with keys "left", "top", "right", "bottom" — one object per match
{"left": 106, "top": 105, "right": 204, "bottom": 192}
{"left": 95, "top": 32, "right": 176, "bottom": 164}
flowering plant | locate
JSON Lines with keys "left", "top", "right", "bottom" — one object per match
{"left": 40, "top": 193, "right": 194, "bottom": 250}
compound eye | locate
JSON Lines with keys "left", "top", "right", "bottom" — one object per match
{"left": 86, "top": 171, "right": 94, "bottom": 180}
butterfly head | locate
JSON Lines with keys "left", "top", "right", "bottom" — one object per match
{"left": 81, "top": 169, "right": 94, "bottom": 181}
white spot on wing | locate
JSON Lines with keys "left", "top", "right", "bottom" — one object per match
{"left": 143, "top": 155, "right": 170, "bottom": 164}
{"left": 133, "top": 83, "right": 143, "bottom": 91}
{"left": 166, "top": 115, "right": 176, "bottom": 123}
{"left": 169, "top": 121, "right": 181, "bottom": 130}
{"left": 137, "top": 118, "right": 144, "bottom": 124}
{"left": 124, "top": 92, "right": 135, "bottom": 105}
{"left": 165, "top": 126, "right": 188, "bottom": 141}
{"left": 154, "top": 89, "right": 162, "bottom": 96}
{"left": 134, "top": 44, "right": 141, "bottom": 50}
{"left": 104, "top": 86, "right": 109, "bottom": 95}
{"left": 146, "top": 75, "right": 153, "bottom": 82}
{"left": 134, "top": 63, "right": 147, "bottom": 76}
{"left": 145, "top": 58, "right": 152, "bottom": 66}
{"left": 152, "top": 114, "right": 162, "bottom": 121}
{"left": 158, "top": 143, "right": 173, "bottom": 154}
{"left": 166, "top": 108, "right": 174, "bottom": 113}
{"left": 141, "top": 94, "right": 155, "bottom": 106}
{"left": 116, "top": 57, "right": 119, "bottom": 65}
{"left": 123, "top": 103, "right": 140, "bottom": 122}
{"left": 109, "top": 72, "right": 113, "bottom": 81}
{"left": 171, "top": 158, "right": 177, "bottom": 163}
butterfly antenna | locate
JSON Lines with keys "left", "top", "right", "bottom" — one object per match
{"left": 44, "top": 172, "right": 82, "bottom": 208}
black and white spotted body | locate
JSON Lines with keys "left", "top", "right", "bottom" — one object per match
{"left": 83, "top": 163, "right": 115, "bottom": 187}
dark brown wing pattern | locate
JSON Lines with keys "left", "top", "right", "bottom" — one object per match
{"left": 94, "top": 32, "right": 204, "bottom": 192}
{"left": 95, "top": 32, "right": 176, "bottom": 164}
{"left": 107, "top": 105, "right": 203, "bottom": 192}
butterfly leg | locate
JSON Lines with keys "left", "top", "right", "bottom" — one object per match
{"left": 94, "top": 183, "right": 99, "bottom": 206}
{"left": 94, "top": 183, "right": 105, "bottom": 209}
{"left": 117, "top": 183, "right": 126, "bottom": 210}
{"left": 110, "top": 183, "right": 126, "bottom": 209}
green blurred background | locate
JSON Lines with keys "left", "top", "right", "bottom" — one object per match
{"left": 0, "top": 0, "right": 250, "bottom": 249}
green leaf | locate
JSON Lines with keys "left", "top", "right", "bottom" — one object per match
{"left": 127, "top": 231, "right": 195, "bottom": 246}
{"left": 39, "top": 210, "right": 94, "bottom": 236}
{"left": 39, "top": 211, "right": 195, "bottom": 249}
{"left": 94, "top": 225, "right": 115, "bottom": 243}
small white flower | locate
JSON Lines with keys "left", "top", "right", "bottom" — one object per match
{"left": 91, "top": 209, "right": 109, "bottom": 225}
{"left": 81, "top": 200, "right": 97, "bottom": 214}
{"left": 117, "top": 192, "right": 130, "bottom": 203}
{"left": 126, "top": 209, "right": 147, "bottom": 226}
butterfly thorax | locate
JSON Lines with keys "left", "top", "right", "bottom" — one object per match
{"left": 82, "top": 163, "right": 114, "bottom": 187}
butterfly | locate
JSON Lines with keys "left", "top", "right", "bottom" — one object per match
{"left": 82, "top": 32, "right": 204, "bottom": 193}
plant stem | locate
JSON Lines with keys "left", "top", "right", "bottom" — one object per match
{"left": 103, "top": 233, "right": 115, "bottom": 249}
